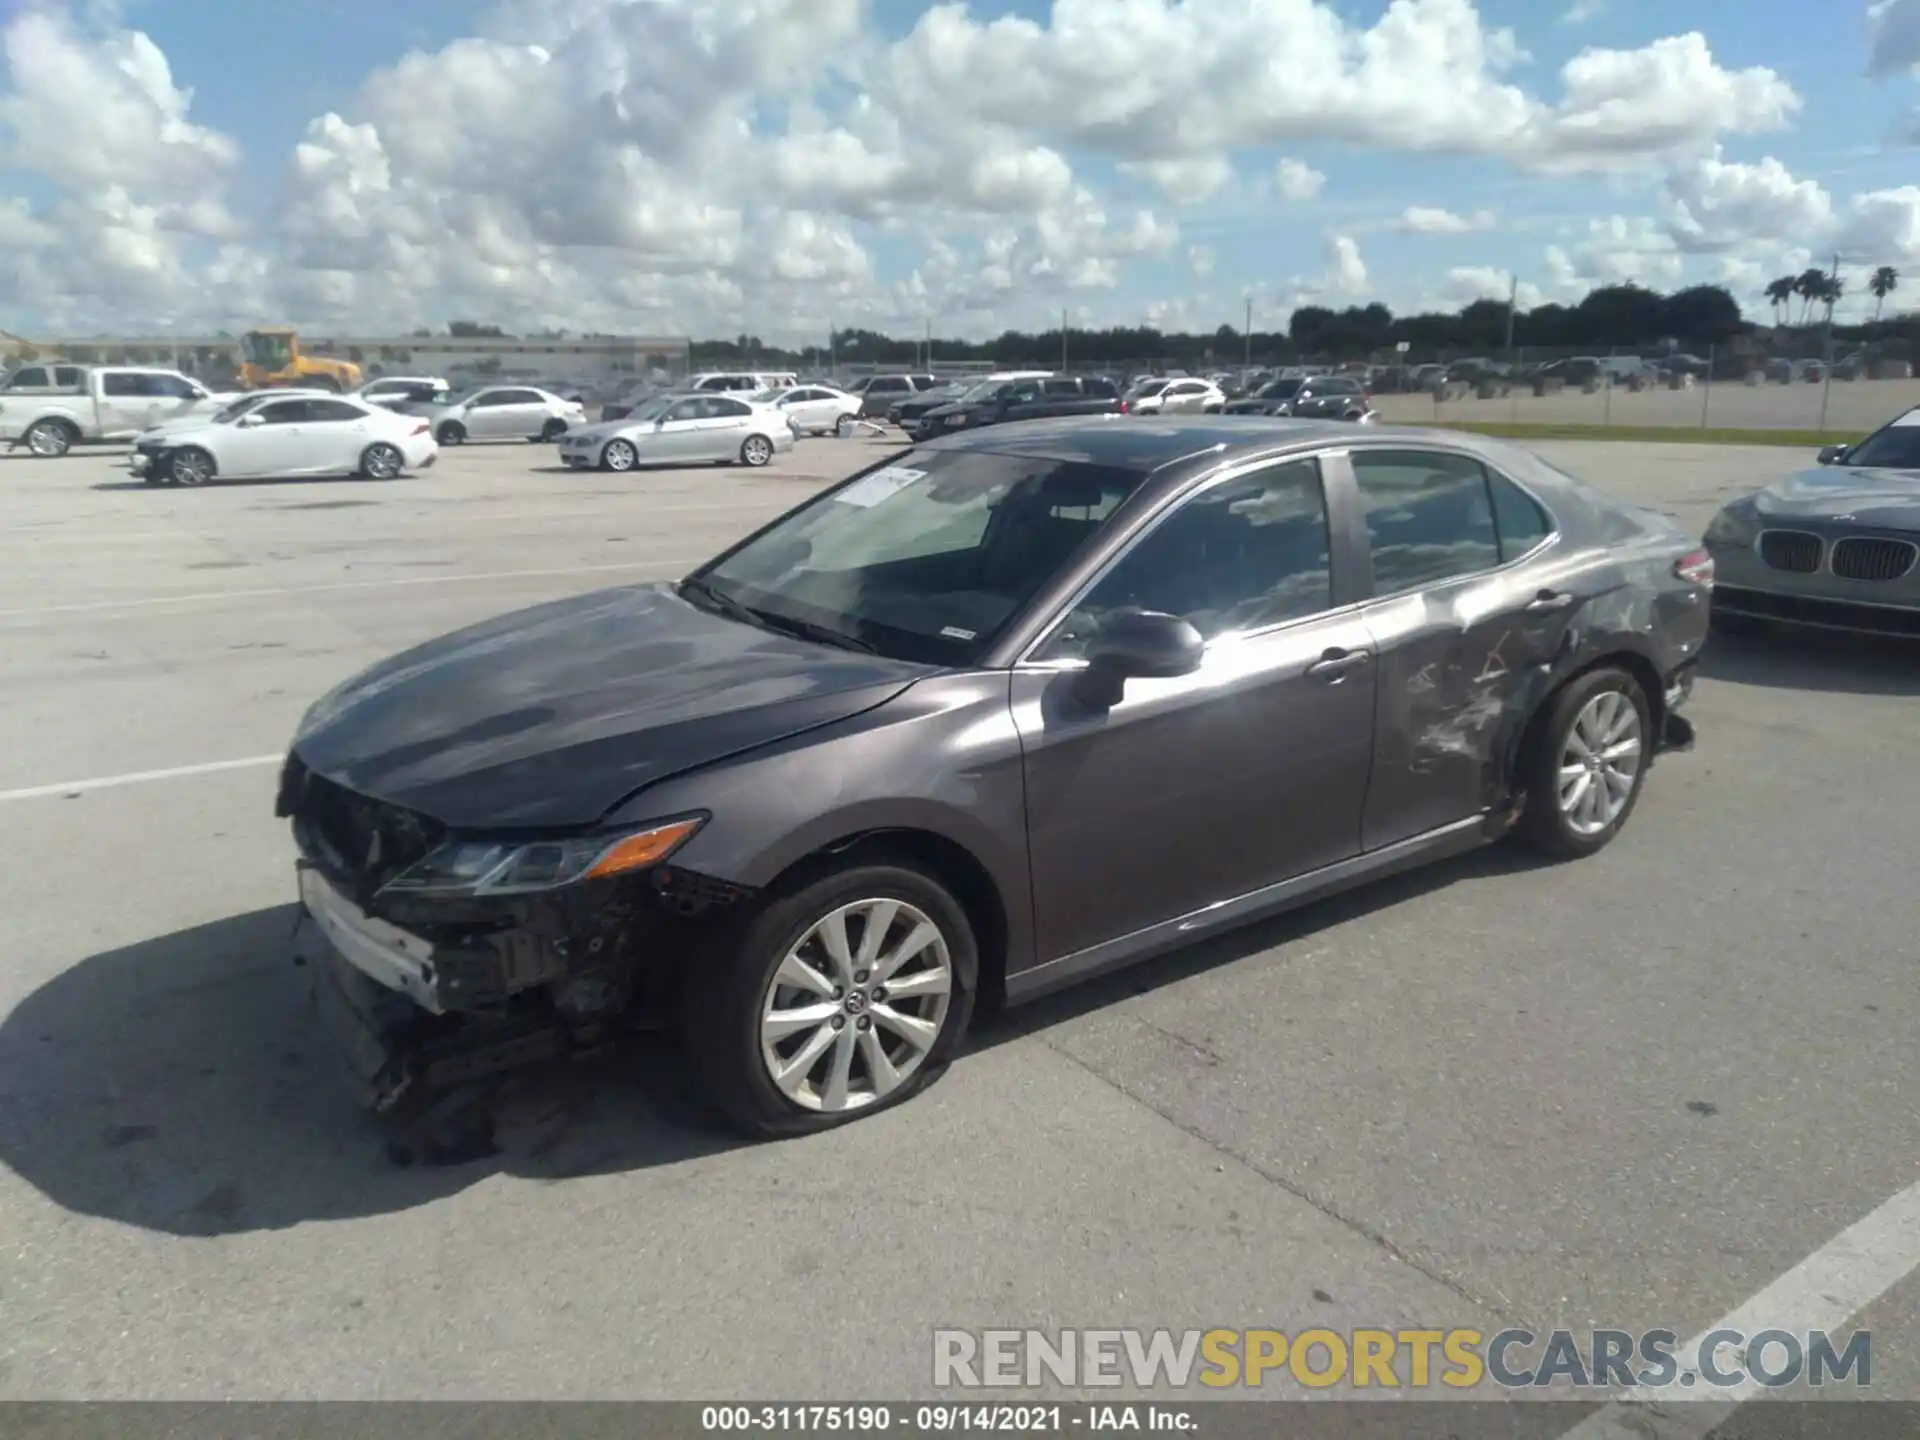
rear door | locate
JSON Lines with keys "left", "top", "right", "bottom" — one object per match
{"left": 1341, "top": 446, "right": 1570, "bottom": 850}
{"left": 296, "top": 397, "right": 376, "bottom": 473}
{"left": 488, "top": 388, "right": 548, "bottom": 438}
{"left": 693, "top": 396, "right": 755, "bottom": 459}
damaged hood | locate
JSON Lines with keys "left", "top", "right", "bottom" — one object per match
{"left": 1753, "top": 466, "right": 1920, "bottom": 530}
{"left": 292, "top": 582, "right": 931, "bottom": 830}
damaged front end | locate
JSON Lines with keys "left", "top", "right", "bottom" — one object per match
{"left": 277, "top": 753, "right": 750, "bottom": 1115}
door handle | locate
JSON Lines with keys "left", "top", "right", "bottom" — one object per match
{"left": 1306, "top": 648, "right": 1370, "bottom": 681}
{"left": 1525, "top": 589, "right": 1576, "bottom": 613}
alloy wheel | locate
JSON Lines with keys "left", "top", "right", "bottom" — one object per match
{"left": 741, "top": 434, "right": 773, "bottom": 466}
{"left": 758, "top": 898, "right": 954, "bottom": 1114}
{"left": 169, "top": 449, "right": 212, "bottom": 486}
{"left": 604, "top": 439, "right": 637, "bottom": 471}
{"left": 1558, "top": 689, "right": 1642, "bottom": 836}
{"left": 363, "top": 444, "right": 401, "bottom": 479}
{"left": 26, "top": 422, "right": 70, "bottom": 458}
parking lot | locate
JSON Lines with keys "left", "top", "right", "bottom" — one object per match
{"left": 1, "top": 431, "right": 1916, "bottom": 1403}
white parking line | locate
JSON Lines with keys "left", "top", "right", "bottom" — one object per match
{"left": 0, "top": 559, "right": 697, "bottom": 619}
{"left": 0, "top": 754, "right": 284, "bottom": 803}
{"left": 1559, "top": 1177, "right": 1920, "bottom": 1438}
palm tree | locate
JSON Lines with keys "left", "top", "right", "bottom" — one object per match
{"left": 1870, "top": 265, "right": 1899, "bottom": 320}
{"left": 1764, "top": 274, "right": 1796, "bottom": 325}
{"left": 1820, "top": 274, "right": 1845, "bottom": 324}
{"left": 1794, "top": 267, "right": 1827, "bottom": 325}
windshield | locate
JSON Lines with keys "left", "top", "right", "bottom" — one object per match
{"left": 242, "top": 332, "right": 294, "bottom": 367}
{"left": 212, "top": 395, "right": 271, "bottom": 423}
{"left": 1842, "top": 414, "right": 1920, "bottom": 468}
{"left": 688, "top": 450, "right": 1146, "bottom": 664}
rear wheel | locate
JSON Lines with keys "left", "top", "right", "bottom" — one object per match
{"left": 538, "top": 419, "right": 566, "bottom": 442}
{"left": 739, "top": 433, "right": 774, "bottom": 467}
{"left": 602, "top": 439, "right": 637, "bottom": 471}
{"left": 359, "top": 442, "right": 403, "bottom": 480}
{"left": 685, "top": 862, "right": 977, "bottom": 1137}
{"left": 435, "top": 421, "right": 465, "bottom": 446}
{"left": 167, "top": 447, "right": 215, "bottom": 487}
{"left": 1514, "top": 666, "right": 1651, "bottom": 860}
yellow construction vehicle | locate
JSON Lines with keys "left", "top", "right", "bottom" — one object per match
{"left": 237, "top": 327, "right": 363, "bottom": 391}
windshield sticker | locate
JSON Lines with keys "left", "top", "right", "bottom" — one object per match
{"left": 939, "top": 626, "right": 977, "bottom": 640}
{"left": 835, "top": 466, "right": 926, "bottom": 507}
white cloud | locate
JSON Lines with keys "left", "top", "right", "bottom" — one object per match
{"left": 1326, "top": 234, "right": 1369, "bottom": 295}
{"left": 1560, "top": 214, "right": 1685, "bottom": 285}
{"left": 1274, "top": 157, "right": 1326, "bottom": 201}
{"left": 1660, "top": 150, "right": 1834, "bottom": 253}
{"left": 1837, "top": 187, "right": 1920, "bottom": 264}
{"left": 1118, "top": 156, "right": 1235, "bottom": 204}
{"left": 1400, "top": 205, "right": 1498, "bottom": 233}
{"left": 1187, "top": 245, "right": 1216, "bottom": 277}
{"left": 1441, "top": 267, "right": 1544, "bottom": 308}
{"left": 1561, "top": 0, "right": 1606, "bottom": 23}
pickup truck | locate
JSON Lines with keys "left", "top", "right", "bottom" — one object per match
{"left": 0, "top": 364, "right": 233, "bottom": 457}
{"left": 908, "top": 374, "right": 1122, "bottom": 438}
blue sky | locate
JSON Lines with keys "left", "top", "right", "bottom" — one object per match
{"left": 5, "top": 0, "right": 1919, "bottom": 338}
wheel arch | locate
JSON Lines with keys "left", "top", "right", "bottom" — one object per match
{"left": 1506, "top": 645, "right": 1667, "bottom": 800}
{"left": 758, "top": 826, "right": 1011, "bottom": 1003}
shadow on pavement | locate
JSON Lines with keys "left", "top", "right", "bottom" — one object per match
{"left": 1700, "top": 626, "right": 1920, "bottom": 697}
{"left": 0, "top": 839, "right": 1553, "bottom": 1237}
{"left": 0, "top": 905, "right": 738, "bottom": 1237}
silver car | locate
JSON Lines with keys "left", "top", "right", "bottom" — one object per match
{"left": 1703, "top": 405, "right": 1920, "bottom": 637}
{"left": 421, "top": 385, "right": 585, "bottom": 444}
{"left": 558, "top": 393, "right": 796, "bottom": 471}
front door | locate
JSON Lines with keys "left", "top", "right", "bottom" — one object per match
{"left": 652, "top": 397, "right": 711, "bottom": 461}
{"left": 222, "top": 397, "right": 313, "bottom": 477}
{"left": 1013, "top": 456, "right": 1377, "bottom": 965}
{"left": 1340, "top": 447, "right": 1574, "bottom": 850}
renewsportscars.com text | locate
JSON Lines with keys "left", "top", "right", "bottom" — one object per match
{"left": 932, "top": 1327, "right": 1871, "bottom": 1391}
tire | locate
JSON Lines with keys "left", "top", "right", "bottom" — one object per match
{"left": 835, "top": 413, "right": 858, "bottom": 438}
{"left": 359, "top": 442, "right": 404, "bottom": 480}
{"left": 435, "top": 421, "right": 465, "bottom": 446}
{"left": 167, "top": 446, "right": 215, "bottom": 487}
{"left": 1514, "top": 665, "right": 1652, "bottom": 860}
{"left": 685, "top": 862, "right": 978, "bottom": 1137}
{"left": 24, "top": 418, "right": 75, "bottom": 458}
{"left": 602, "top": 439, "right": 637, "bottom": 472}
{"left": 538, "top": 419, "right": 566, "bottom": 443}
{"left": 739, "top": 433, "right": 774, "bottom": 467}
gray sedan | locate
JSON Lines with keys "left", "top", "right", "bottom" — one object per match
{"left": 420, "top": 385, "right": 585, "bottom": 444}
{"left": 558, "top": 392, "right": 796, "bottom": 471}
{"left": 1704, "top": 405, "right": 1920, "bottom": 637}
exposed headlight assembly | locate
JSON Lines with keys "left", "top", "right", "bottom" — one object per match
{"left": 380, "top": 816, "right": 706, "bottom": 898}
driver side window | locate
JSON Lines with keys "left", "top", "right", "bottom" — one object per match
{"left": 666, "top": 398, "right": 707, "bottom": 422}
{"left": 1037, "top": 458, "right": 1332, "bottom": 661}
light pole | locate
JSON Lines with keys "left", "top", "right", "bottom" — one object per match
{"left": 1244, "top": 295, "right": 1253, "bottom": 370}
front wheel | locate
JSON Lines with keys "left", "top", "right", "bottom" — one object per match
{"left": 24, "top": 419, "right": 75, "bottom": 457}
{"left": 1514, "top": 666, "right": 1651, "bottom": 860}
{"left": 686, "top": 863, "right": 977, "bottom": 1137}
{"left": 435, "top": 422, "right": 465, "bottom": 446}
{"left": 601, "top": 438, "right": 637, "bottom": 471}
{"left": 359, "top": 442, "right": 403, "bottom": 480}
{"left": 167, "top": 446, "right": 215, "bottom": 487}
{"left": 739, "top": 433, "right": 774, "bottom": 467}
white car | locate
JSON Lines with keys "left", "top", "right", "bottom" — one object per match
{"left": 420, "top": 385, "right": 586, "bottom": 444}
{"left": 129, "top": 394, "right": 438, "bottom": 486}
{"left": 1124, "top": 377, "right": 1225, "bottom": 415}
{"left": 557, "top": 393, "right": 795, "bottom": 471}
{"left": 352, "top": 375, "right": 453, "bottom": 411}
{"left": 133, "top": 388, "right": 335, "bottom": 449}
{"left": 756, "top": 384, "right": 864, "bottom": 436}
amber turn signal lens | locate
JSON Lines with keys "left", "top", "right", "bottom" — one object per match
{"left": 583, "top": 818, "right": 705, "bottom": 880}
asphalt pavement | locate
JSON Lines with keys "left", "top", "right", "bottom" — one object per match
{"left": 0, "top": 431, "right": 1914, "bottom": 1406}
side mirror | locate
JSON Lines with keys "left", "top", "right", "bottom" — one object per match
{"left": 1076, "top": 611, "right": 1204, "bottom": 708}
{"left": 1816, "top": 443, "right": 1848, "bottom": 466}
{"left": 236, "top": 412, "right": 264, "bottom": 428}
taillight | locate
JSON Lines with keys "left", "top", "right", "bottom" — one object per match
{"left": 412, "top": 422, "right": 430, "bottom": 436}
{"left": 1116, "top": 400, "right": 1129, "bottom": 414}
{"left": 1674, "top": 548, "right": 1714, "bottom": 587}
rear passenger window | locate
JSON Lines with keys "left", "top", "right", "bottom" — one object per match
{"left": 53, "top": 366, "right": 83, "bottom": 387}
{"left": 1487, "top": 470, "right": 1553, "bottom": 558}
{"left": 101, "top": 372, "right": 149, "bottom": 396}
{"left": 7, "top": 366, "right": 49, "bottom": 389}
{"left": 1349, "top": 450, "right": 1501, "bottom": 594}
